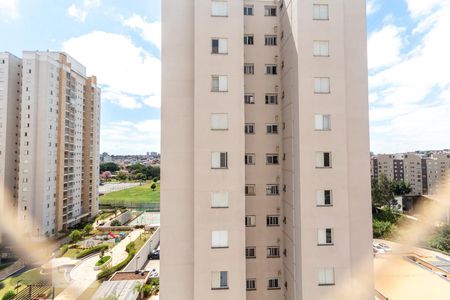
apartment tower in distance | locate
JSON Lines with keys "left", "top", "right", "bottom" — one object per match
{"left": 161, "top": 1, "right": 373, "bottom": 300}
{"left": 0, "top": 51, "right": 101, "bottom": 240}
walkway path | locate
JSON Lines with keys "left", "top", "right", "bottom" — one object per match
{"left": 55, "top": 229, "right": 143, "bottom": 300}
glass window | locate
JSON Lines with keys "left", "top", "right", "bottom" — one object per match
{"left": 212, "top": 38, "right": 228, "bottom": 54}
{"left": 211, "top": 192, "right": 229, "bottom": 208}
{"left": 211, "top": 1, "right": 228, "bottom": 17}
{"left": 318, "top": 268, "right": 335, "bottom": 285}
{"left": 244, "top": 5, "right": 253, "bottom": 16}
{"left": 314, "top": 77, "right": 330, "bottom": 93}
{"left": 265, "top": 35, "right": 277, "bottom": 46}
{"left": 313, "top": 40, "right": 329, "bottom": 56}
{"left": 313, "top": 4, "right": 329, "bottom": 20}
{"left": 211, "top": 231, "right": 229, "bottom": 248}
{"left": 212, "top": 271, "right": 228, "bottom": 289}
{"left": 244, "top": 35, "right": 254, "bottom": 45}
{"left": 265, "top": 6, "right": 277, "bottom": 16}
{"left": 245, "top": 93, "right": 255, "bottom": 104}
{"left": 210, "top": 113, "right": 228, "bottom": 130}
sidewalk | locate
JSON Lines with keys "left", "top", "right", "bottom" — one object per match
{"left": 55, "top": 229, "right": 143, "bottom": 300}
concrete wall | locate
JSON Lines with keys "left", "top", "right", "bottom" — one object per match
{"left": 124, "top": 228, "right": 160, "bottom": 272}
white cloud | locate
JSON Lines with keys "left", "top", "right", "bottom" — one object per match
{"left": 67, "top": 0, "right": 100, "bottom": 22}
{"left": 62, "top": 31, "right": 161, "bottom": 109}
{"left": 369, "top": 2, "right": 450, "bottom": 153}
{"left": 366, "top": 0, "right": 379, "bottom": 16}
{"left": 0, "top": 0, "right": 18, "bottom": 20}
{"left": 101, "top": 120, "right": 160, "bottom": 154}
{"left": 368, "top": 25, "right": 404, "bottom": 70}
{"left": 122, "top": 14, "right": 161, "bottom": 49}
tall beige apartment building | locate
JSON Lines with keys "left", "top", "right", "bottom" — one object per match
{"left": 0, "top": 51, "right": 101, "bottom": 240}
{"left": 161, "top": 1, "right": 373, "bottom": 299}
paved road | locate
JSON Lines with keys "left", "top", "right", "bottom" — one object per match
{"left": 55, "top": 229, "right": 143, "bottom": 300}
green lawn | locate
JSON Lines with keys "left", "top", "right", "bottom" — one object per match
{"left": 100, "top": 182, "right": 160, "bottom": 204}
{"left": 0, "top": 268, "right": 43, "bottom": 298}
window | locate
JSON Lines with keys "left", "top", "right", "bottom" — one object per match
{"left": 246, "top": 247, "right": 256, "bottom": 258}
{"left": 245, "top": 184, "right": 256, "bottom": 196}
{"left": 212, "top": 231, "right": 228, "bottom": 248}
{"left": 211, "top": 192, "right": 229, "bottom": 208}
{"left": 313, "top": 41, "right": 330, "bottom": 57}
{"left": 244, "top": 5, "right": 253, "bottom": 16}
{"left": 268, "top": 278, "right": 280, "bottom": 289}
{"left": 265, "top": 94, "right": 278, "bottom": 104}
{"left": 211, "top": 1, "right": 228, "bottom": 17}
{"left": 245, "top": 215, "right": 256, "bottom": 227}
{"left": 245, "top": 123, "right": 255, "bottom": 134}
{"left": 317, "top": 190, "right": 332, "bottom": 206}
{"left": 246, "top": 279, "right": 256, "bottom": 290}
{"left": 244, "top": 93, "right": 255, "bottom": 104}
{"left": 244, "top": 35, "right": 254, "bottom": 45}
{"left": 265, "top": 6, "right": 277, "bottom": 16}
{"left": 212, "top": 152, "right": 228, "bottom": 169}
{"left": 266, "top": 215, "right": 279, "bottom": 226}
{"left": 314, "top": 114, "right": 331, "bottom": 130}
{"left": 318, "top": 228, "right": 333, "bottom": 245}
{"left": 212, "top": 271, "right": 228, "bottom": 289}
{"left": 211, "top": 114, "right": 228, "bottom": 130}
{"left": 212, "top": 75, "right": 228, "bottom": 92}
{"left": 265, "top": 64, "right": 277, "bottom": 75}
{"left": 266, "top": 124, "right": 278, "bottom": 134}
{"left": 267, "top": 246, "right": 280, "bottom": 258}
{"left": 266, "top": 184, "right": 279, "bottom": 196}
{"left": 212, "top": 38, "right": 228, "bottom": 54}
{"left": 265, "top": 35, "right": 277, "bottom": 46}
{"left": 313, "top": 4, "right": 329, "bottom": 20}
{"left": 245, "top": 153, "right": 256, "bottom": 165}
{"left": 314, "top": 77, "right": 330, "bottom": 94}
{"left": 266, "top": 154, "right": 279, "bottom": 165}
{"left": 316, "top": 152, "right": 332, "bottom": 168}
{"left": 318, "top": 268, "right": 335, "bottom": 286}
{"left": 244, "top": 63, "right": 255, "bottom": 74}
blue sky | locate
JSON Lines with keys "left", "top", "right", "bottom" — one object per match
{"left": 1, "top": 0, "right": 449, "bottom": 155}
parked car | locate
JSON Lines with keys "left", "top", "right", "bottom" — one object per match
{"left": 148, "top": 249, "right": 160, "bottom": 260}
{"left": 373, "top": 243, "right": 385, "bottom": 253}
{"left": 377, "top": 243, "right": 392, "bottom": 252}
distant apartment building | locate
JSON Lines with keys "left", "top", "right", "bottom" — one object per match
{"left": 0, "top": 51, "right": 101, "bottom": 240}
{"left": 161, "top": 1, "right": 373, "bottom": 300}
{"left": 371, "top": 151, "right": 450, "bottom": 196}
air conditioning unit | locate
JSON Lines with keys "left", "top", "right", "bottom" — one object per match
{"left": 274, "top": 55, "right": 279, "bottom": 62}
{"left": 274, "top": 26, "right": 278, "bottom": 33}
{"left": 275, "top": 85, "right": 279, "bottom": 92}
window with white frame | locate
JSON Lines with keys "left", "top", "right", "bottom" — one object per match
{"left": 265, "top": 6, "right": 277, "bottom": 16}
{"left": 244, "top": 63, "right": 255, "bottom": 74}
{"left": 265, "top": 35, "right": 277, "bottom": 46}
{"left": 245, "top": 123, "right": 255, "bottom": 134}
{"left": 266, "top": 154, "right": 279, "bottom": 165}
{"left": 244, "top": 35, "right": 254, "bottom": 45}
{"left": 212, "top": 75, "right": 228, "bottom": 92}
{"left": 245, "top": 93, "right": 255, "bottom": 104}
{"left": 211, "top": 230, "right": 228, "bottom": 248}
{"left": 314, "top": 114, "right": 331, "bottom": 131}
{"left": 246, "top": 247, "right": 256, "bottom": 258}
{"left": 267, "top": 246, "right": 280, "bottom": 258}
{"left": 265, "top": 64, "right": 277, "bottom": 75}
{"left": 210, "top": 113, "right": 228, "bottom": 130}
{"left": 316, "top": 152, "right": 332, "bottom": 168}
{"left": 211, "top": 271, "right": 228, "bottom": 289}
{"left": 265, "top": 93, "right": 278, "bottom": 104}
{"left": 245, "top": 215, "right": 256, "bottom": 227}
{"left": 212, "top": 152, "right": 228, "bottom": 169}
{"left": 266, "top": 184, "right": 279, "bottom": 195}
{"left": 212, "top": 38, "right": 228, "bottom": 54}
{"left": 318, "top": 228, "right": 333, "bottom": 245}
{"left": 313, "top": 40, "right": 329, "bottom": 56}
{"left": 245, "top": 184, "right": 256, "bottom": 196}
{"left": 266, "top": 124, "right": 278, "bottom": 134}
{"left": 268, "top": 277, "right": 280, "bottom": 289}
{"left": 244, "top": 5, "right": 253, "bottom": 16}
{"left": 317, "top": 190, "right": 332, "bottom": 206}
{"left": 266, "top": 215, "right": 279, "bottom": 226}
{"left": 245, "top": 153, "right": 256, "bottom": 165}
{"left": 314, "top": 77, "right": 330, "bottom": 94}
{"left": 211, "top": 191, "right": 229, "bottom": 208}
{"left": 211, "top": 0, "right": 228, "bottom": 17}
{"left": 246, "top": 278, "right": 256, "bottom": 290}
{"left": 313, "top": 4, "right": 329, "bottom": 20}
{"left": 318, "top": 268, "right": 335, "bottom": 285}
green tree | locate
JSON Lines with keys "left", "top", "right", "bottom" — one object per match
{"left": 100, "top": 162, "right": 120, "bottom": 173}
{"left": 151, "top": 183, "right": 157, "bottom": 191}
{"left": 2, "top": 291, "right": 16, "bottom": 300}
{"left": 115, "top": 172, "right": 128, "bottom": 181}
{"left": 83, "top": 224, "right": 93, "bottom": 235}
{"left": 429, "top": 224, "right": 450, "bottom": 253}
{"left": 135, "top": 173, "right": 147, "bottom": 182}
{"left": 70, "top": 230, "right": 83, "bottom": 242}
{"left": 111, "top": 220, "right": 122, "bottom": 226}
{"left": 392, "top": 180, "right": 412, "bottom": 196}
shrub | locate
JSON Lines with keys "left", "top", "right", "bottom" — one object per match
{"left": 152, "top": 177, "right": 159, "bottom": 183}
{"left": 111, "top": 220, "right": 121, "bottom": 227}
{"left": 95, "top": 256, "right": 111, "bottom": 266}
{"left": 97, "top": 242, "right": 136, "bottom": 280}
{"left": 2, "top": 291, "right": 16, "bottom": 300}
{"left": 83, "top": 224, "right": 93, "bottom": 235}
{"left": 151, "top": 183, "right": 157, "bottom": 191}
{"left": 75, "top": 244, "right": 109, "bottom": 259}
{"left": 373, "top": 219, "right": 396, "bottom": 239}
{"left": 57, "top": 244, "right": 69, "bottom": 257}
{"left": 70, "top": 230, "right": 83, "bottom": 242}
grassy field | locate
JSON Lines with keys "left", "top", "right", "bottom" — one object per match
{"left": 100, "top": 182, "right": 160, "bottom": 204}
{"left": 0, "top": 268, "right": 42, "bottom": 298}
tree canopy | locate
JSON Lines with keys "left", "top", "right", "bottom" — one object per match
{"left": 100, "top": 162, "right": 120, "bottom": 173}
{"left": 127, "top": 164, "right": 160, "bottom": 179}
{"left": 372, "top": 174, "right": 412, "bottom": 211}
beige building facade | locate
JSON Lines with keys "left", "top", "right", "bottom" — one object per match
{"left": 161, "top": 1, "right": 373, "bottom": 299}
{"left": 0, "top": 51, "right": 100, "bottom": 240}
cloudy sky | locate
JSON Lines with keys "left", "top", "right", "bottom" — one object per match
{"left": 1, "top": 0, "right": 449, "bottom": 155}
